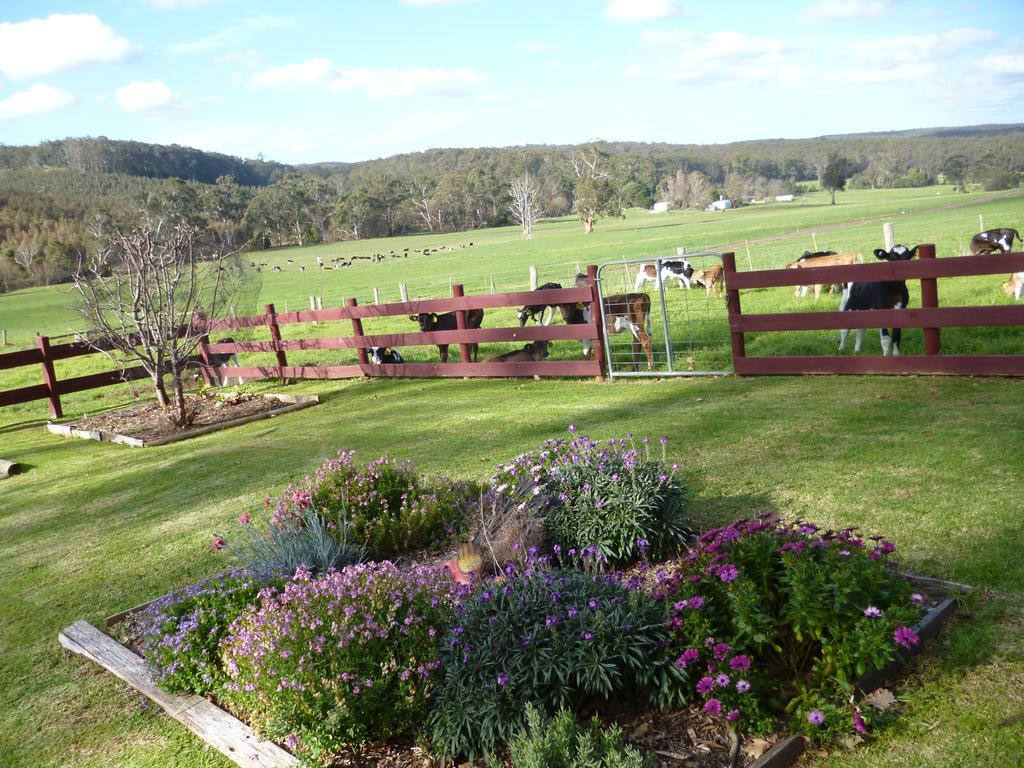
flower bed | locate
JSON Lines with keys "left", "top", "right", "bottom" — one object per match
{"left": 64, "top": 430, "right": 965, "bottom": 768}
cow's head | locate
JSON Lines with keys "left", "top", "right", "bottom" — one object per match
{"left": 409, "top": 312, "right": 438, "bottom": 331}
{"left": 525, "top": 340, "right": 551, "bottom": 358}
{"left": 516, "top": 307, "right": 533, "bottom": 326}
{"left": 874, "top": 245, "right": 919, "bottom": 262}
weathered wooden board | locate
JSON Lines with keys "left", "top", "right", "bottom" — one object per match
{"left": 747, "top": 735, "right": 804, "bottom": 768}
{"left": 59, "top": 620, "right": 297, "bottom": 768}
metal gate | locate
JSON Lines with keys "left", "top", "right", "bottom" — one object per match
{"left": 596, "top": 253, "right": 731, "bottom": 378}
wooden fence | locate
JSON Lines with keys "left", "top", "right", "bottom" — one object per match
{"left": 0, "top": 269, "right": 605, "bottom": 417}
{"left": 722, "top": 244, "right": 1024, "bottom": 375}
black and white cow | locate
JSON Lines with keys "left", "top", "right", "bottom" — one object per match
{"left": 838, "top": 245, "right": 919, "bottom": 356}
{"left": 368, "top": 346, "right": 404, "bottom": 364}
{"left": 409, "top": 308, "right": 485, "bottom": 362}
{"left": 634, "top": 259, "right": 694, "bottom": 290}
{"left": 517, "top": 282, "right": 564, "bottom": 326}
{"left": 970, "top": 228, "right": 1021, "bottom": 255}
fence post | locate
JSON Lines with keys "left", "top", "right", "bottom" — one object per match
{"left": 36, "top": 335, "right": 62, "bottom": 419}
{"left": 347, "top": 298, "right": 370, "bottom": 368}
{"left": 197, "top": 335, "right": 217, "bottom": 386}
{"left": 585, "top": 265, "right": 606, "bottom": 380}
{"left": 918, "top": 243, "right": 941, "bottom": 355}
{"left": 373, "top": 287, "right": 380, "bottom": 305}
{"left": 399, "top": 283, "right": 409, "bottom": 303}
{"left": 265, "top": 303, "right": 288, "bottom": 384}
{"left": 529, "top": 265, "right": 538, "bottom": 291}
{"left": 451, "top": 284, "right": 472, "bottom": 364}
{"left": 722, "top": 253, "right": 746, "bottom": 371}
{"left": 883, "top": 222, "right": 895, "bottom": 251}
{"left": 1, "top": 329, "right": 6, "bottom": 347}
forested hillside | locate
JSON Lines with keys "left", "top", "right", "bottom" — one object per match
{"left": 1, "top": 126, "right": 1022, "bottom": 292}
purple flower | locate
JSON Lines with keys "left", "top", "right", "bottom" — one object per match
{"left": 580, "top": 630, "right": 593, "bottom": 640}
{"left": 726, "top": 709, "right": 740, "bottom": 722}
{"left": 716, "top": 564, "right": 739, "bottom": 583}
{"left": 736, "top": 679, "right": 751, "bottom": 693}
{"left": 729, "top": 654, "right": 752, "bottom": 671}
{"left": 854, "top": 708, "right": 868, "bottom": 734}
{"left": 838, "top": 550, "right": 851, "bottom": 557}
{"left": 705, "top": 698, "right": 722, "bottom": 717}
{"left": 637, "top": 538, "right": 649, "bottom": 552}
{"left": 688, "top": 595, "right": 704, "bottom": 609}
{"left": 894, "top": 625, "right": 920, "bottom": 648}
{"left": 497, "top": 673, "right": 509, "bottom": 686}
{"left": 910, "top": 593, "right": 924, "bottom": 604}
{"left": 696, "top": 676, "right": 715, "bottom": 695}
{"left": 713, "top": 642, "right": 732, "bottom": 661}
{"left": 660, "top": 436, "right": 668, "bottom": 446}
{"left": 808, "top": 710, "right": 825, "bottom": 726}
{"left": 568, "top": 424, "right": 576, "bottom": 433}
{"left": 864, "top": 606, "right": 882, "bottom": 618}
{"left": 283, "top": 733, "right": 298, "bottom": 750}
{"left": 588, "top": 598, "right": 599, "bottom": 610}
{"left": 715, "top": 673, "right": 731, "bottom": 687}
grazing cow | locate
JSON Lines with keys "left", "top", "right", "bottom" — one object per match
{"left": 409, "top": 308, "right": 485, "bottom": 362}
{"left": 517, "top": 282, "right": 564, "bottom": 326}
{"left": 787, "top": 250, "right": 859, "bottom": 298}
{"left": 272, "top": 265, "right": 282, "bottom": 273}
{"left": 839, "top": 245, "right": 919, "bottom": 356}
{"left": 691, "top": 263, "right": 725, "bottom": 298}
{"left": 634, "top": 259, "right": 694, "bottom": 290}
{"left": 191, "top": 338, "right": 243, "bottom": 385}
{"left": 368, "top": 346, "right": 404, "bottom": 364}
{"left": 1004, "top": 272, "right": 1024, "bottom": 301}
{"left": 483, "top": 340, "right": 551, "bottom": 363}
{"left": 567, "top": 275, "right": 653, "bottom": 370}
{"left": 970, "top": 228, "right": 1021, "bottom": 255}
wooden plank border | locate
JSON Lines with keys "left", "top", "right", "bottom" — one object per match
{"left": 59, "top": 620, "right": 297, "bottom": 768}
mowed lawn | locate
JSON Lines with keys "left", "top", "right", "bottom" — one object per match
{"left": 1, "top": 373, "right": 1023, "bottom": 768}
{"left": 1, "top": 185, "right": 1023, "bottom": 766}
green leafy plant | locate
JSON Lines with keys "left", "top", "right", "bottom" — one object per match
{"left": 652, "top": 516, "right": 922, "bottom": 740}
{"left": 427, "top": 561, "right": 683, "bottom": 762}
{"left": 272, "top": 451, "right": 472, "bottom": 559}
{"left": 141, "top": 569, "right": 268, "bottom": 695}
{"left": 221, "top": 562, "right": 455, "bottom": 763}
{"left": 492, "top": 430, "right": 691, "bottom": 565}
{"left": 509, "top": 704, "right": 652, "bottom": 768}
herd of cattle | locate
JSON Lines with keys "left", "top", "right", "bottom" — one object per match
{"left": 209, "top": 226, "right": 1021, "bottom": 374}
{"left": 249, "top": 243, "right": 473, "bottom": 273}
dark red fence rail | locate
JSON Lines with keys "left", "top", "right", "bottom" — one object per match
{"left": 0, "top": 269, "right": 605, "bottom": 417}
{"left": 722, "top": 245, "right": 1024, "bottom": 375}
{"left": 200, "top": 274, "right": 604, "bottom": 382}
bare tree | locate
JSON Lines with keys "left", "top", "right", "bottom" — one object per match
{"left": 508, "top": 173, "right": 543, "bottom": 238}
{"left": 72, "top": 217, "right": 254, "bottom": 428}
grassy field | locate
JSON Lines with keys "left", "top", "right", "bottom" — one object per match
{"left": 1, "top": 186, "right": 1023, "bottom": 767}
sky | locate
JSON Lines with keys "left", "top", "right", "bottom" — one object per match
{"left": 0, "top": 0, "right": 1022, "bottom": 165}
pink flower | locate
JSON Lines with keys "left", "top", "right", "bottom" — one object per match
{"left": 705, "top": 698, "right": 722, "bottom": 716}
{"left": 239, "top": 513, "right": 251, "bottom": 525}
{"left": 211, "top": 535, "right": 226, "bottom": 552}
{"left": 726, "top": 709, "right": 740, "bottom": 722}
{"left": 893, "top": 625, "right": 919, "bottom": 649}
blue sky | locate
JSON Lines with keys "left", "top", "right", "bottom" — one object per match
{"left": 1, "top": 0, "right": 1022, "bottom": 165}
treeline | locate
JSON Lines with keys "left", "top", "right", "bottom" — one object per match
{"left": 1, "top": 127, "right": 1022, "bottom": 292}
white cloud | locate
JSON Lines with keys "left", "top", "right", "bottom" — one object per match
{"left": 115, "top": 80, "right": 183, "bottom": 112}
{"left": 251, "top": 59, "right": 489, "bottom": 98}
{"left": 0, "top": 14, "right": 137, "bottom": 81}
{"left": 979, "top": 52, "right": 1024, "bottom": 78}
{"left": 0, "top": 84, "right": 75, "bottom": 120}
{"left": 641, "top": 30, "right": 798, "bottom": 84}
{"left": 170, "top": 15, "right": 296, "bottom": 54}
{"left": 800, "top": 0, "right": 888, "bottom": 22}
{"left": 604, "top": 0, "right": 678, "bottom": 22}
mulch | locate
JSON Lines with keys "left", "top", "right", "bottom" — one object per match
{"left": 63, "top": 392, "right": 286, "bottom": 442}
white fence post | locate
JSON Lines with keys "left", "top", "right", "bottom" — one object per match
{"left": 529, "top": 265, "right": 538, "bottom": 291}
{"left": 399, "top": 283, "right": 409, "bottom": 303}
{"left": 883, "top": 222, "right": 895, "bottom": 251}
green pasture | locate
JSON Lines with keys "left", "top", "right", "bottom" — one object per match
{"left": 1, "top": 185, "right": 1023, "bottom": 767}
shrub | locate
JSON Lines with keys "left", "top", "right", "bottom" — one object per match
{"left": 427, "top": 560, "right": 683, "bottom": 761}
{"left": 271, "top": 451, "right": 472, "bottom": 559}
{"left": 509, "top": 704, "right": 652, "bottom": 768}
{"left": 650, "top": 516, "right": 922, "bottom": 739}
{"left": 141, "top": 569, "right": 268, "bottom": 696}
{"left": 492, "top": 429, "right": 690, "bottom": 565}
{"left": 226, "top": 505, "right": 364, "bottom": 578}
{"left": 221, "top": 561, "right": 455, "bottom": 762}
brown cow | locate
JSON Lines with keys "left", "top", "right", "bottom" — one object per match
{"left": 692, "top": 263, "right": 725, "bottom": 298}
{"left": 786, "top": 251, "right": 861, "bottom": 298}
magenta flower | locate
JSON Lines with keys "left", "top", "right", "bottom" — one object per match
{"left": 705, "top": 698, "right": 723, "bottom": 716}
{"left": 497, "top": 673, "right": 509, "bottom": 686}
{"left": 893, "top": 625, "right": 920, "bottom": 648}
{"left": 210, "top": 535, "right": 226, "bottom": 553}
{"left": 729, "top": 654, "right": 752, "bottom": 671}
{"left": 854, "top": 708, "right": 868, "bottom": 735}
{"left": 808, "top": 710, "right": 825, "bottom": 725}
{"left": 696, "top": 676, "right": 715, "bottom": 695}
{"left": 726, "top": 708, "right": 740, "bottom": 722}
